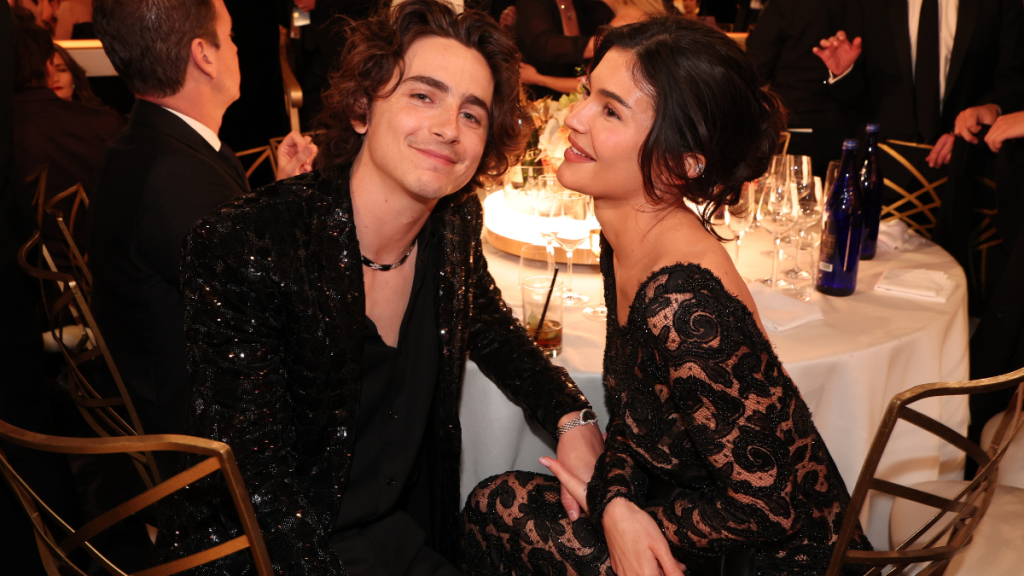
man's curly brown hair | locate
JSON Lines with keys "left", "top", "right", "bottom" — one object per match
{"left": 313, "top": 0, "right": 529, "bottom": 192}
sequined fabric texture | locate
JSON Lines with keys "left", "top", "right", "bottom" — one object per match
{"left": 159, "top": 170, "right": 591, "bottom": 575}
{"left": 462, "top": 241, "right": 872, "bottom": 576}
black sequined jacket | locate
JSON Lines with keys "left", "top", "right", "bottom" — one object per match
{"left": 161, "top": 170, "right": 591, "bottom": 575}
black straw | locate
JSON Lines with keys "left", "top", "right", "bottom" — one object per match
{"left": 535, "top": 268, "right": 559, "bottom": 341}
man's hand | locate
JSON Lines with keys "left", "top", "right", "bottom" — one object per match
{"left": 812, "top": 31, "right": 862, "bottom": 78}
{"left": 548, "top": 412, "right": 604, "bottom": 521}
{"left": 925, "top": 133, "right": 955, "bottom": 168}
{"left": 985, "top": 110, "right": 1024, "bottom": 153}
{"left": 294, "top": 0, "right": 316, "bottom": 11}
{"left": 499, "top": 6, "right": 517, "bottom": 35}
{"left": 275, "top": 131, "right": 318, "bottom": 181}
{"left": 954, "top": 104, "right": 1001, "bottom": 144}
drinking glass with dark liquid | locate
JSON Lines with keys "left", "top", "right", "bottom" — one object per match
{"left": 520, "top": 275, "right": 564, "bottom": 357}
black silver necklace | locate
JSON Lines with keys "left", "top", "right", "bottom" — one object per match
{"left": 361, "top": 239, "right": 417, "bottom": 271}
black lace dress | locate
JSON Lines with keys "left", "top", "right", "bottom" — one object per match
{"left": 462, "top": 245, "right": 872, "bottom": 576}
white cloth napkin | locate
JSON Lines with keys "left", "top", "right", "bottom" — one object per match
{"left": 747, "top": 282, "right": 825, "bottom": 332}
{"left": 877, "top": 219, "right": 927, "bottom": 251}
{"left": 874, "top": 268, "right": 951, "bottom": 302}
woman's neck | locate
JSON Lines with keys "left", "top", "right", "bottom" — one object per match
{"left": 596, "top": 195, "right": 704, "bottom": 280}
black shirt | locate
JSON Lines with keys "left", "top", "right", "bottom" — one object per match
{"left": 330, "top": 218, "right": 443, "bottom": 574}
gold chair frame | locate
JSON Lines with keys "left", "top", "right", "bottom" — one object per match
{"left": 827, "top": 368, "right": 1024, "bottom": 576}
{"left": 0, "top": 419, "right": 272, "bottom": 576}
{"left": 26, "top": 164, "right": 49, "bottom": 229}
{"left": 234, "top": 145, "right": 276, "bottom": 186}
{"left": 43, "top": 183, "right": 93, "bottom": 295}
{"left": 17, "top": 231, "right": 160, "bottom": 488}
{"left": 279, "top": 25, "right": 303, "bottom": 133}
{"left": 879, "top": 141, "right": 946, "bottom": 239}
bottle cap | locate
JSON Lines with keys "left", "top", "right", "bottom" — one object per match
{"left": 843, "top": 139, "right": 859, "bottom": 151}
{"left": 866, "top": 123, "right": 880, "bottom": 133}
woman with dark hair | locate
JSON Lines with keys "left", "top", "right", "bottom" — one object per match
{"left": 463, "top": 17, "right": 871, "bottom": 576}
{"left": 48, "top": 44, "right": 104, "bottom": 105}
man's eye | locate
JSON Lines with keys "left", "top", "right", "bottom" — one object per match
{"left": 462, "top": 112, "right": 480, "bottom": 125}
{"left": 413, "top": 93, "right": 431, "bottom": 102}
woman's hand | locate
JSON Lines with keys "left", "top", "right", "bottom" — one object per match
{"left": 604, "top": 498, "right": 685, "bottom": 576}
{"left": 519, "top": 62, "right": 542, "bottom": 86}
{"left": 540, "top": 457, "right": 685, "bottom": 576}
{"left": 550, "top": 414, "right": 604, "bottom": 520}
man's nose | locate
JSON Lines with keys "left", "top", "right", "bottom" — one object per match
{"left": 430, "top": 104, "right": 460, "bottom": 142}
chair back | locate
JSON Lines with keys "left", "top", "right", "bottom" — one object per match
{"left": 17, "top": 231, "right": 160, "bottom": 488}
{"left": 0, "top": 418, "right": 273, "bottom": 576}
{"left": 279, "top": 25, "right": 303, "bottom": 133}
{"left": 43, "top": 183, "right": 93, "bottom": 294}
{"left": 879, "top": 141, "right": 946, "bottom": 239}
{"left": 26, "top": 164, "right": 49, "bottom": 229}
{"left": 827, "top": 368, "right": 1024, "bottom": 576}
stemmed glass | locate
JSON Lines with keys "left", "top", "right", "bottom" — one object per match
{"left": 758, "top": 165, "right": 799, "bottom": 290}
{"left": 728, "top": 182, "right": 756, "bottom": 270}
{"left": 535, "top": 188, "right": 560, "bottom": 256}
{"left": 784, "top": 156, "right": 817, "bottom": 279}
{"left": 551, "top": 191, "right": 590, "bottom": 305}
{"left": 582, "top": 229, "right": 607, "bottom": 321}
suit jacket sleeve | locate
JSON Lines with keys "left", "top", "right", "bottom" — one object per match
{"left": 825, "top": 0, "right": 867, "bottom": 108}
{"left": 745, "top": 0, "right": 789, "bottom": 83}
{"left": 516, "top": 0, "right": 590, "bottom": 67}
{"left": 980, "top": 0, "right": 1024, "bottom": 114}
{"left": 176, "top": 215, "right": 345, "bottom": 576}
{"left": 464, "top": 197, "right": 592, "bottom": 437}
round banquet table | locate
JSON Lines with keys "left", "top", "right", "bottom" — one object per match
{"left": 458, "top": 224, "right": 970, "bottom": 550}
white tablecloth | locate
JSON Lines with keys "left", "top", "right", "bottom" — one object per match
{"left": 459, "top": 226, "right": 970, "bottom": 549}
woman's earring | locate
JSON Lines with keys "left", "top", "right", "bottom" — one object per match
{"left": 695, "top": 163, "right": 705, "bottom": 176}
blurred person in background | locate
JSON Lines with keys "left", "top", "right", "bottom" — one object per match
{"left": 518, "top": 0, "right": 659, "bottom": 94}
{"left": 48, "top": 43, "right": 104, "bottom": 105}
{"left": 11, "top": 17, "right": 122, "bottom": 268}
{"left": 747, "top": 0, "right": 852, "bottom": 177}
{"left": 516, "top": 0, "right": 613, "bottom": 97}
{"left": 89, "top": 0, "right": 316, "bottom": 460}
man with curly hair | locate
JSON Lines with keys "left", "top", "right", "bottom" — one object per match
{"left": 162, "top": 1, "right": 605, "bottom": 574}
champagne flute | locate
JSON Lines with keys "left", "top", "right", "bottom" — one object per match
{"left": 553, "top": 191, "right": 590, "bottom": 305}
{"left": 728, "top": 182, "right": 756, "bottom": 269}
{"left": 759, "top": 166, "right": 799, "bottom": 290}
{"left": 582, "top": 229, "right": 607, "bottom": 321}
{"left": 784, "top": 155, "right": 816, "bottom": 279}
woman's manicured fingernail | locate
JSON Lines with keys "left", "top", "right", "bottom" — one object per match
{"left": 539, "top": 457, "right": 550, "bottom": 467}
{"left": 569, "top": 510, "right": 579, "bottom": 521}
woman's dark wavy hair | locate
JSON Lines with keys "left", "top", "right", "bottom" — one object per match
{"left": 313, "top": 0, "right": 529, "bottom": 194}
{"left": 590, "top": 16, "right": 787, "bottom": 238}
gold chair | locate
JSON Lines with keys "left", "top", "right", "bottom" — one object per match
{"left": 826, "top": 368, "right": 1024, "bottom": 576}
{"left": 17, "top": 231, "right": 160, "bottom": 488}
{"left": 878, "top": 141, "right": 946, "bottom": 239}
{"left": 234, "top": 145, "right": 276, "bottom": 183}
{"left": 43, "top": 183, "right": 93, "bottom": 296}
{"left": 26, "top": 164, "right": 49, "bottom": 229}
{"left": 0, "top": 418, "right": 273, "bottom": 576}
{"left": 279, "top": 25, "right": 303, "bottom": 133}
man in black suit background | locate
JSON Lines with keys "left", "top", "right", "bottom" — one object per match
{"left": 89, "top": 0, "right": 317, "bottom": 452}
{"left": 812, "top": 0, "right": 1024, "bottom": 225}
{"left": 746, "top": 0, "right": 852, "bottom": 177}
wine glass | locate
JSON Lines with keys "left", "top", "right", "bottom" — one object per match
{"left": 758, "top": 165, "right": 799, "bottom": 290}
{"left": 728, "top": 182, "right": 756, "bottom": 270}
{"left": 784, "top": 155, "right": 817, "bottom": 279}
{"left": 582, "top": 229, "right": 607, "bottom": 321}
{"left": 552, "top": 191, "right": 590, "bottom": 305}
{"left": 535, "top": 189, "right": 560, "bottom": 256}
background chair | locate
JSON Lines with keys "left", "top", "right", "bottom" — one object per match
{"left": 0, "top": 417, "right": 272, "bottom": 576}
{"left": 26, "top": 164, "right": 49, "bottom": 230}
{"left": 17, "top": 231, "right": 160, "bottom": 488}
{"left": 878, "top": 141, "right": 945, "bottom": 239}
{"left": 827, "top": 367, "right": 1024, "bottom": 576}
{"left": 43, "top": 183, "right": 93, "bottom": 297}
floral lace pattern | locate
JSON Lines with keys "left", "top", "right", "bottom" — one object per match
{"left": 462, "top": 256, "right": 871, "bottom": 576}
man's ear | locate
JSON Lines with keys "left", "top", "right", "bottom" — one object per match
{"left": 350, "top": 97, "right": 370, "bottom": 134}
{"left": 190, "top": 37, "right": 216, "bottom": 80}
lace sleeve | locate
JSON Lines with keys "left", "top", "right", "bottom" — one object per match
{"left": 639, "top": 271, "right": 806, "bottom": 555}
{"left": 586, "top": 417, "right": 649, "bottom": 528}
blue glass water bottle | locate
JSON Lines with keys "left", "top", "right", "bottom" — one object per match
{"left": 860, "top": 124, "right": 883, "bottom": 259}
{"left": 816, "top": 140, "right": 863, "bottom": 297}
